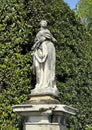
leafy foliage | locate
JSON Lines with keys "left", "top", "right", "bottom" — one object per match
{"left": 76, "top": 0, "right": 92, "bottom": 33}
{"left": 86, "top": 126, "right": 92, "bottom": 130}
{"left": 0, "top": 0, "right": 92, "bottom": 130}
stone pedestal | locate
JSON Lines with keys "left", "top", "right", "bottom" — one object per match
{"left": 13, "top": 103, "right": 76, "bottom": 130}
{"left": 12, "top": 88, "right": 77, "bottom": 130}
{"left": 24, "top": 123, "right": 61, "bottom": 130}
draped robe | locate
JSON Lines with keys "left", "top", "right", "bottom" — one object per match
{"left": 33, "top": 28, "right": 56, "bottom": 89}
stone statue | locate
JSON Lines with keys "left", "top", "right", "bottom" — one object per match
{"left": 32, "top": 20, "right": 57, "bottom": 90}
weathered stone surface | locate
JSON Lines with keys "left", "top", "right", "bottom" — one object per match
{"left": 31, "top": 87, "right": 59, "bottom": 98}
{"left": 25, "top": 95, "right": 60, "bottom": 104}
{"left": 24, "top": 123, "right": 61, "bottom": 130}
{"left": 13, "top": 104, "right": 77, "bottom": 130}
{"left": 12, "top": 104, "right": 77, "bottom": 117}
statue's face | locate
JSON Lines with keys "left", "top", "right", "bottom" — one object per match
{"left": 40, "top": 20, "right": 47, "bottom": 28}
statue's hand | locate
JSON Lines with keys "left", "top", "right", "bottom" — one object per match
{"left": 53, "top": 37, "right": 57, "bottom": 42}
{"left": 31, "top": 45, "right": 35, "bottom": 50}
{"left": 40, "top": 37, "right": 46, "bottom": 42}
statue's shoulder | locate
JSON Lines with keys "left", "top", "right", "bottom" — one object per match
{"left": 36, "top": 30, "right": 42, "bottom": 37}
{"left": 45, "top": 29, "right": 50, "bottom": 33}
{"left": 36, "top": 29, "right": 51, "bottom": 39}
{"left": 36, "top": 30, "right": 45, "bottom": 37}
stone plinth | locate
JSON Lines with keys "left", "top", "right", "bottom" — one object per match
{"left": 31, "top": 87, "right": 59, "bottom": 98}
{"left": 24, "top": 123, "right": 61, "bottom": 130}
{"left": 12, "top": 104, "right": 77, "bottom": 130}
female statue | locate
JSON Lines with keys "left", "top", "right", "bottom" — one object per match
{"left": 32, "top": 20, "right": 57, "bottom": 90}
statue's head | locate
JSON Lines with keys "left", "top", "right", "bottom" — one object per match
{"left": 40, "top": 20, "right": 47, "bottom": 28}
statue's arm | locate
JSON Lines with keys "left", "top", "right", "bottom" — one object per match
{"left": 31, "top": 36, "right": 46, "bottom": 50}
{"left": 50, "top": 32, "right": 57, "bottom": 42}
{"left": 44, "top": 30, "right": 57, "bottom": 42}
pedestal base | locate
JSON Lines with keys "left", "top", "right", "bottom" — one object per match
{"left": 24, "top": 123, "right": 63, "bottom": 130}
{"left": 25, "top": 95, "right": 60, "bottom": 104}
{"left": 13, "top": 104, "right": 77, "bottom": 130}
